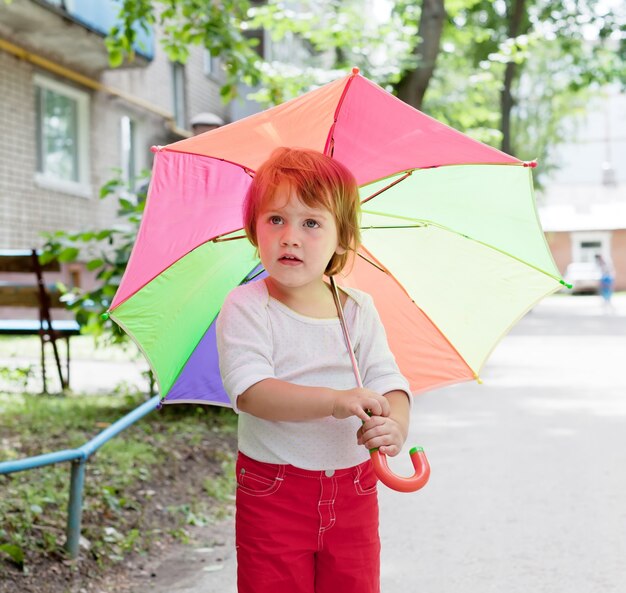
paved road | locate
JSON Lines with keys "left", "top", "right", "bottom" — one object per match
{"left": 380, "top": 295, "right": 626, "bottom": 592}
{"left": 129, "top": 295, "right": 626, "bottom": 593}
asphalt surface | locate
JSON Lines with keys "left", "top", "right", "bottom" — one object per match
{"left": 120, "top": 294, "right": 626, "bottom": 593}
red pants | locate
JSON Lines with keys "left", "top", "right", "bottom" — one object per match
{"left": 235, "top": 452, "right": 380, "bottom": 593}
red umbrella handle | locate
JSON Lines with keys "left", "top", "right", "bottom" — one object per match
{"left": 370, "top": 446, "right": 430, "bottom": 493}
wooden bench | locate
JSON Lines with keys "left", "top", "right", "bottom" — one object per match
{"left": 0, "top": 249, "right": 80, "bottom": 392}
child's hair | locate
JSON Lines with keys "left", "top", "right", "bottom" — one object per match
{"left": 243, "top": 147, "right": 361, "bottom": 276}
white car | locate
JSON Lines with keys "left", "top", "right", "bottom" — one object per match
{"left": 564, "top": 262, "right": 602, "bottom": 294}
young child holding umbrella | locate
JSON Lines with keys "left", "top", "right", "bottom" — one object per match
{"left": 216, "top": 147, "right": 412, "bottom": 593}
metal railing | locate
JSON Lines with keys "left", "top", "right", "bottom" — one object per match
{"left": 0, "top": 395, "right": 160, "bottom": 558}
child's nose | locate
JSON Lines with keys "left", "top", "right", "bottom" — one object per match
{"left": 280, "top": 227, "right": 300, "bottom": 246}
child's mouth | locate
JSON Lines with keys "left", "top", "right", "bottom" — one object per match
{"left": 279, "top": 255, "right": 302, "bottom": 265}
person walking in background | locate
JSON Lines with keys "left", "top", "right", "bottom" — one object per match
{"left": 595, "top": 254, "right": 615, "bottom": 313}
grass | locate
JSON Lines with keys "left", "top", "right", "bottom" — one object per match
{"left": 0, "top": 388, "right": 238, "bottom": 589}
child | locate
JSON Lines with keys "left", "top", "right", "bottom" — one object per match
{"left": 216, "top": 147, "right": 412, "bottom": 593}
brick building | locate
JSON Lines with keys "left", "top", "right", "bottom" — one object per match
{"left": 0, "top": 0, "right": 230, "bottom": 256}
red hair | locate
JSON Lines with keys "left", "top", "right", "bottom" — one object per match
{"left": 243, "top": 147, "right": 361, "bottom": 276}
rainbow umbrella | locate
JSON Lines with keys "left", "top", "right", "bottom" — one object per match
{"left": 108, "top": 69, "right": 565, "bottom": 408}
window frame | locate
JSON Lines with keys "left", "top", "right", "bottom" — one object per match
{"left": 171, "top": 62, "right": 187, "bottom": 130}
{"left": 33, "top": 74, "right": 91, "bottom": 198}
{"left": 120, "top": 115, "right": 137, "bottom": 191}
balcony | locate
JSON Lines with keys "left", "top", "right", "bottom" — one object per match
{"left": 0, "top": 0, "right": 154, "bottom": 74}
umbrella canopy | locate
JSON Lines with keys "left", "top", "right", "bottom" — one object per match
{"left": 109, "top": 69, "right": 564, "bottom": 405}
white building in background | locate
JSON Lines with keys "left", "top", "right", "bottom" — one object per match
{"left": 538, "top": 85, "right": 626, "bottom": 291}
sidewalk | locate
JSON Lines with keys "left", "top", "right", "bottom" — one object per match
{"left": 0, "top": 335, "right": 149, "bottom": 394}
{"left": 127, "top": 517, "right": 237, "bottom": 593}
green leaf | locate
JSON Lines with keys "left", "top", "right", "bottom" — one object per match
{"left": 0, "top": 543, "right": 25, "bottom": 568}
{"left": 99, "top": 179, "right": 122, "bottom": 199}
{"left": 87, "top": 259, "right": 105, "bottom": 271}
{"left": 38, "top": 251, "right": 56, "bottom": 265}
{"left": 108, "top": 47, "right": 124, "bottom": 68}
{"left": 119, "top": 198, "right": 135, "bottom": 211}
{"left": 58, "top": 247, "right": 80, "bottom": 263}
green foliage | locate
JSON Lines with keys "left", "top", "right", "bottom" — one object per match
{"left": 0, "top": 543, "right": 24, "bottom": 569}
{"left": 511, "top": 39, "right": 593, "bottom": 184}
{"left": 107, "top": 0, "right": 262, "bottom": 102}
{"left": 0, "top": 391, "right": 237, "bottom": 573}
{"left": 40, "top": 170, "right": 150, "bottom": 346}
{"left": 0, "top": 364, "right": 34, "bottom": 391}
{"left": 203, "top": 453, "right": 236, "bottom": 503}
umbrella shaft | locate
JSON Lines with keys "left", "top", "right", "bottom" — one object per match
{"left": 329, "top": 276, "right": 363, "bottom": 388}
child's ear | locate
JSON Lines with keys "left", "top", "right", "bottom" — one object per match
{"left": 335, "top": 245, "right": 347, "bottom": 255}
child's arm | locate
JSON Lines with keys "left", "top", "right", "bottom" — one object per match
{"left": 357, "top": 390, "right": 410, "bottom": 457}
{"left": 238, "top": 379, "right": 391, "bottom": 423}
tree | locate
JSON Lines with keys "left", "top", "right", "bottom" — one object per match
{"left": 394, "top": 0, "right": 447, "bottom": 110}
{"left": 452, "top": 0, "right": 626, "bottom": 155}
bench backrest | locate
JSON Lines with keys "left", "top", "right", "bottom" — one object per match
{"left": 0, "top": 250, "right": 60, "bottom": 274}
{"left": 0, "top": 249, "right": 64, "bottom": 309}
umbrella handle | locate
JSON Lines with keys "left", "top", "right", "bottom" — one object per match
{"left": 370, "top": 446, "right": 430, "bottom": 493}
{"left": 329, "top": 276, "right": 431, "bottom": 494}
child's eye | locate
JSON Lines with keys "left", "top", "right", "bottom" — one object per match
{"left": 304, "top": 219, "right": 320, "bottom": 229}
{"left": 269, "top": 216, "right": 283, "bottom": 225}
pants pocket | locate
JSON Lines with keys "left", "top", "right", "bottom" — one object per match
{"left": 354, "top": 461, "right": 378, "bottom": 496}
{"left": 236, "top": 454, "right": 284, "bottom": 497}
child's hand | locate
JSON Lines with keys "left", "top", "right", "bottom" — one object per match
{"left": 356, "top": 415, "right": 407, "bottom": 457}
{"left": 331, "top": 388, "right": 390, "bottom": 422}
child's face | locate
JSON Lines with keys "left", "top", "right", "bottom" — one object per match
{"left": 255, "top": 183, "right": 345, "bottom": 293}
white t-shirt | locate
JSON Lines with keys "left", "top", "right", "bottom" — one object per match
{"left": 216, "top": 280, "right": 412, "bottom": 470}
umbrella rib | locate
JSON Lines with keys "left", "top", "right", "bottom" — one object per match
{"left": 362, "top": 225, "right": 424, "bottom": 230}
{"left": 356, "top": 251, "right": 389, "bottom": 274}
{"left": 212, "top": 233, "right": 247, "bottom": 242}
{"left": 362, "top": 209, "right": 568, "bottom": 286}
{"left": 361, "top": 172, "right": 412, "bottom": 205}
{"left": 242, "top": 267, "right": 265, "bottom": 283}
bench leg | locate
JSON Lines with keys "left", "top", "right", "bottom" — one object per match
{"left": 40, "top": 334, "right": 48, "bottom": 394}
{"left": 49, "top": 331, "right": 67, "bottom": 390}
{"left": 65, "top": 336, "right": 71, "bottom": 389}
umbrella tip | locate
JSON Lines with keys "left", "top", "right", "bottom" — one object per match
{"left": 351, "top": 67, "right": 360, "bottom": 76}
{"left": 150, "top": 145, "right": 162, "bottom": 153}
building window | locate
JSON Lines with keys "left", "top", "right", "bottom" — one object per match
{"left": 34, "top": 75, "right": 90, "bottom": 197}
{"left": 120, "top": 116, "right": 136, "bottom": 190}
{"left": 203, "top": 50, "right": 225, "bottom": 80}
{"left": 243, "top": 29, "right": 267, "bottom": 59}
{"left": 571, "top": 231, "right": 611, "bottom": 263}
{"left": 171, "top": 62, "right": 187, "bottom": 129}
